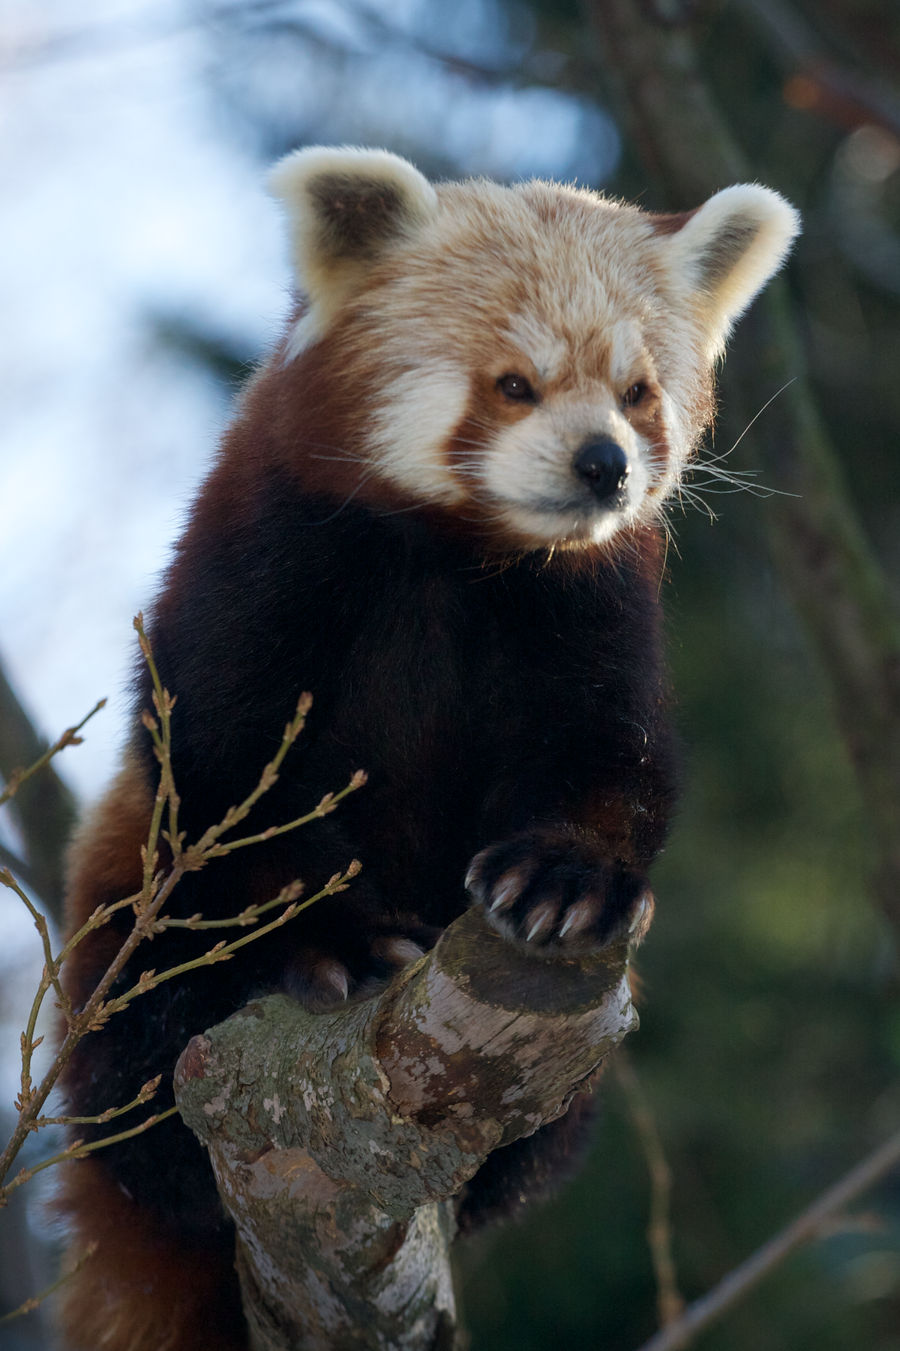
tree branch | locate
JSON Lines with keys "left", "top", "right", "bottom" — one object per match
{"left": 174, "top": 907, "right": 637, "bottom": 1351}
{"left": 633, "top": 1125, "right": 900, "bottom": 1351}
{"left": 0, "top": 662, "right": 95, "bottom": 921}
{"left": 614, "top": 1052, "right": 684, "bottom": 1328}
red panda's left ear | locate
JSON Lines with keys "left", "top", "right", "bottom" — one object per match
{"left": 653, "top": 184, "right": 800, "bottom": 360}
{"left": 269, "top": 145, "right": 438, "bottom": 333}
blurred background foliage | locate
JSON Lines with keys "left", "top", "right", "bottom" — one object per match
{"left": 1, "top": 0, "right": 898, "bottom": 1348}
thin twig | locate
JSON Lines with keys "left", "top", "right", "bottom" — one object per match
{"left": 0, "top": 1242, "right": 98, "bottom": 1325}
{"left": 105, "top": 863, "right": 359, "bottom": 1013}
{"left": 0, "top": 688, "right": 105, "bottom": 918}
{"left": 633, "top": 1127, "right": 900, "bottom": 1351}
{"left": 37, "top": 1075, "right": 161, "bottom": 1127}
{"left": 614, "top": 1053, "right": 684, "bottom": 1328}
{"left": 202, "top": 774, "right": 368, "bottom": 858}
{"left": 4, "top": 1108, "right": 180, "bottom": 1198}
{"left": 0, "top": 699, "right": 106, "bottom": 809}
{"left": 0, "top": 867, "right": 72, "bottom": 1020}
{"left": 180, "top": 691, "right": 316, "bottom": 863}
{"left": 1, "top": 619, "right": 364, "bottom": 1201}
{"left": 162, "top": 880, "right": 305, "bottom": 929}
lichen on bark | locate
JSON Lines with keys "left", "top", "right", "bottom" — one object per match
{"left": 174, "top": 906, "right": 637, "bottom": 1350}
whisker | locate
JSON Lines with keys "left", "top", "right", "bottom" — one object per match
{"left": 308, "top": 451, "right": 369, "bottom": 465}
{"left": 686, "top": 466, "right": 798, "bottom": 500}
{"left": 725, "top": 377, "right": 797, "bottom": 458}
{"left": 310, "top": 463, "right": 383, "bottom": 523}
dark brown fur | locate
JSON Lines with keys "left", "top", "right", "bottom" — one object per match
{"left": 59, "top": 270, "right": 678, "bottom": 1351}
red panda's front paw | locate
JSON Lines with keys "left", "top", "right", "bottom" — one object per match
{"left": 283, "top": 930, "right": 434, "bottom": 1009}
{"left": 465, "top": 833, "right": 654, "bottom": 953}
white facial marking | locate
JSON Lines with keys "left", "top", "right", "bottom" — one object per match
{"left": 269, "top": 159, "right": 794, "bottom": 552}
{"left": 480, "top": 386, "right": 660, "bottom": 547}
{"left": 608, "top": 320, "right": 644, "bottom": 389}
{"left": 501, "top": 315, "right": 568, "bottom": 383}
{"left": 369, "top": 362, "right": 469, "bottom": 504}
{"left": 283, "top": 312, "right": 321, "bottom": 363}
{"left": 649, "top": 389, "right": 691, "bottom": 496}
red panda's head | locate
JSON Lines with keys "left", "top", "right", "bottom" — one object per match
{"left": 266, "top": 147, "right": 799, "bottom": 553}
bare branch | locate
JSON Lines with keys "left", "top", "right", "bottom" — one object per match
{"left": 37, "top": 1075, "right": 162, "bottom": 1128}
{"left": 0, "top": 695, "right": 105, "bottom": 812}
{"left": 614, "top": 1053, "right": 684, "bottom": 1329}
{"left": 1, "top": 620, "right": 361, "bottom": 1208}
{"left": 633, "top": 1127, "right": 900, "bottom": 1351}
{"left": 0, "top": 661, "right": 104, "bottom": 918}
{"left": 0, "top": 1243, "right": 97, "bottom": 1326}
{"left": 4, "top": 1107, "right": 180, "bottom": 1199}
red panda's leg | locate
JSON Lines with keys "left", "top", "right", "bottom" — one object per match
{"left": 57, "top": 1158, "right": 246, "bottom": 1351}
{"left": 464, "top": 813, "right": 658, "bottom": 954}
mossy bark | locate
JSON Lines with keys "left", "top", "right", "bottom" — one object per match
{"left": 174, "top": 907, "right": 637, "bottom": 1350}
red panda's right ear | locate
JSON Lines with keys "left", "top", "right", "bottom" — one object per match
{"left": 652, "top": 184, "right": 800, "bottom": 362}
{"left": 269, "top": 146, "right": 438, "bottom": 335}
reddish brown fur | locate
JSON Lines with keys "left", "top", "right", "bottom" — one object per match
{"left": 57, "top": 1160, "right": 245, "bottom": 1351}
{"left": 647, "top": 208, "right": 700, "bottom": 235}
{"left": 63, "top": 759, "right": 155, "bottom": 1007}
{"left": 232, "top": 323, "right": 413, "bottom": 515}
{"left": 54, "top": 154, "right": 799, "bottom": 1349}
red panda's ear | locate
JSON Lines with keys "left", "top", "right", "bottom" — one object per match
{"left": 652, "top": 185, "right": 800, "bottom": 360}
{"left": 269, "top": 146, "right": 438, "bottom": 333}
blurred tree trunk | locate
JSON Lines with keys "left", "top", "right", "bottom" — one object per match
{"left": 0, "top": 659, "right": 77, "bottom": 923}
{"left": 0, "top": 1129, "right": 51, "bottom": 1348}
{"left": 582, "top": 0, "right": 900, "bottom": 931}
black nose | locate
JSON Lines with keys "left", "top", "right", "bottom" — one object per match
{"left": 573, "top": 437, "right": 630, "bottom": 502}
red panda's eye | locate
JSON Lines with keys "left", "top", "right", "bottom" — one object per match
{"left": 622, "top": 382, "right": 648, "bottom": 408}
{"left": 497, "top": 373, "right": 537, "bottom": 403}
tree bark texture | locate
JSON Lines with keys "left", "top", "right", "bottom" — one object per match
{"left": 174, "top": 907, "right": 637, "bottom": 1351}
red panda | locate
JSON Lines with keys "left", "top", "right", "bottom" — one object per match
{"left": 57, "top": 147, "right": 798, "bottom": 1351}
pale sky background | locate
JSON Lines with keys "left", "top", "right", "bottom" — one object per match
{"left": 1, "top": 0, "right": 619, "bottom": 803}
{"left": 0, "top": 0, "right": 619, "bottom": 1124}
